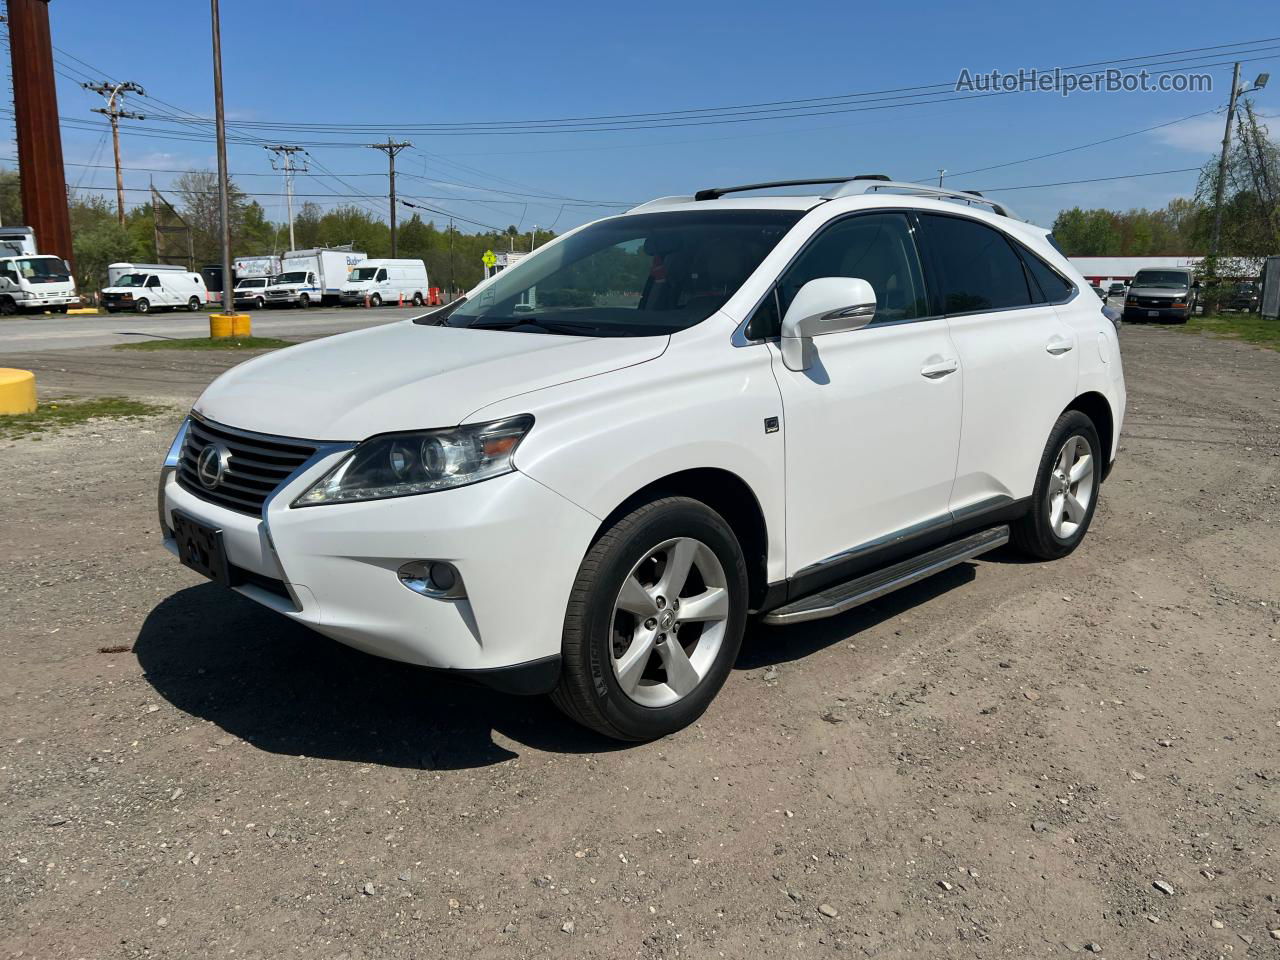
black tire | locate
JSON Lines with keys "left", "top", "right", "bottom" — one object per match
{"left": 1010, "top": 410, "right": 1102, "bottom": 560}
{"left": 298, "top": 294, "right": 310, "bottom": 309}
{"left": 412, "top": 292, "right": 424, "bottom": 306}
{"left": 0, "top": 297, "right": 15, "bottom": 316}
{"left": 254, "top": 296, "right": 265, "bottom": 311}
{"left": 135, "top": 298, "right": 151, "bottom": 314}
{"left": 370, "top": 293, "right": 382, "bottom": 308}
{"left": 186, "top": 296, "right": 200, "bottom": 312}
{"left": 552, "top": 496, "right": 749, "bottom": 741}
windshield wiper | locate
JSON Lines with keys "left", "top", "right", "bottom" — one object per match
{"left": 466, "top": 317, "right": 600, "bottom": 336}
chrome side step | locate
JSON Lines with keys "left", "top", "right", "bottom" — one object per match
{"left": 762, "top": 525, "right": 1009, "bottom": 626}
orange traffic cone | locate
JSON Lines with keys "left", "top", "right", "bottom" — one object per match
{"left": 364, "top": 292, "right": 371, "bottom": 308}
{"left": 398, "top": 292, "right": 404, "bottom": 307}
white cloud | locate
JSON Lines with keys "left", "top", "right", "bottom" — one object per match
{"left": 1150, "top": 112, "right": 1226, "bottom": 153}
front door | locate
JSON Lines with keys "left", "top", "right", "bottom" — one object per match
{"left": 760, "top": 212, "right": 963, "bottom": 581}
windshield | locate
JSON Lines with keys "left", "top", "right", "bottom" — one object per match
{"left": 236, "top": 278, "right": 267, "bottom": 289}
{"left": 1132, "top": 270, "right": 1190, "bottom": 289}
{"left": 349, "top": 267, "right": 377, "bottom": 281}
{"left": 446, "top": 209, "right": 803, "bottom": 337}
{"left": 12, "top": 256, "right": 71, "bottom": 283}
{"left": 276, "top": 271, "right": 308, "bottom": 284}
{"left": 115, "top": 273, "right": 148, "bottom": 287}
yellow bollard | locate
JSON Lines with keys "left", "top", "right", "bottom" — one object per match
{"left": 231, "top": 314, "right": 252, "bottom": 337}
{"left": 0, "top": 368, "right": 37, "bottom": 416}
{"left": 210, "top": 314, "right": 233, "bottom": 339}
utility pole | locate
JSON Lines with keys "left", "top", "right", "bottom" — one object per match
{"left": 8, "top": 0, "right": 74, "bottom": 265}
{"left": 82, "top": 80, "right": 145, "bottom": 227}
{"left": 264, "top": 145, "right": 306, "bottom": 250}
{"left": 448, "top": 216, "right": 455, "bottom": 297}
{"left": 1210, "top": 61, "right": 1243, "bottom": 257}
{"left": 530, "top": 224, "right": 537, "bottom": 252}
{"left": 209, "top": 0, "right": 234, "bottom": 316}
{"left": 367, "top": 138, "right": 412, "bottom": 256}
{"left": 937, "top": 169, "right": 946, "bottom": 188}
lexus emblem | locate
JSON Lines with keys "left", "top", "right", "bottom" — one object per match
{"left": 196, "top": 442, "right": 230, "bottom": 490}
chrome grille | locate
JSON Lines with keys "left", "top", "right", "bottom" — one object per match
{"left": 177, "top": 418, "right": 318, "bottom": 516}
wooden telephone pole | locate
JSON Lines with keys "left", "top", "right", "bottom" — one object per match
{"left": 367, "top": 139, "right": 412, "bottom": 256}
{"left": 82, "top": 81, "right": 146, "bottom": 227}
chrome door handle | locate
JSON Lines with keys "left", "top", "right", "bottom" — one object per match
{"left": 1045, "top": 338, "right": 1074, "bottom": 355}
{"left": 920, "top": 358, "right": 958, "bottom": 379}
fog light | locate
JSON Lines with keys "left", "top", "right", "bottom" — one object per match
{"left": 397, "top": 560, "right": 465, "bottom": 598}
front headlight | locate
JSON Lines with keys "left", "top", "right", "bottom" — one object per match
{"left": 293, "top": 415, "right": 534, "bottom": 506}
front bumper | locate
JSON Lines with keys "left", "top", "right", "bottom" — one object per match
{"left": 159, "top": 454, "right": 598, "bottom": 687}
{"left": 20, "top": 294, "right": 78, "bottom": 307}
{"left": 1122, "top": 304, "right": 1191, "bottom": 321}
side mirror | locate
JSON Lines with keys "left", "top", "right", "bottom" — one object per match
{"left": 779, "top": 277, "right": 877, "bottom": 371}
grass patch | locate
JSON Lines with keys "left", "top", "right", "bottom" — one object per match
{"left": 0, "top": 395, "right": 168, "bottom": 440}
{"left": 1175, "top": 313, "right": 1280, "bottom": 351}
{"left": 114, "top": 336, "right": 293, "bottom": 352}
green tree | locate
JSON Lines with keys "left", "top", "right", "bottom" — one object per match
{"left": 0, "top": 168, "right": 21, "bottom": 225}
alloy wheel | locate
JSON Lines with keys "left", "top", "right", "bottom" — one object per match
{"left": 610, "top": 537, "right": 729, "bottom": 708}
{"left": 1048, "top": 434, "right": 1095, "bottom": 539}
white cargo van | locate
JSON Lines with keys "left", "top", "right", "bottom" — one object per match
{"left": 0, "top": 254, "right": 78, "bottom": 314}
{"left": 0, "top": 226, "right": 38, "bottom": 258}
{"left": 265, "top": 248, "right": 366, "bottom": 307}
{"left": 340, "top": 258, "right": 430, "bottom": 306}
{"left": 107, "top": 262, "right": 188, "bottom": 289}
{"left": 101, "top": 271, "right": 208, "bottom": 314}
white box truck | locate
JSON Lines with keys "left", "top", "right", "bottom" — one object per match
{"left": 264, "top": 248, "right": 366, "bottom": 308}
{"left": 0, "top": 226, "right": 38, "bottom": 258}
{"left": 101, "top": 269, "right": 208, "bottom": 314}
{"left": 340, "top": 258, "right": 430, "bottom": 306}
{"left": 0, "top": 253, "right": 78, "bottom": 314}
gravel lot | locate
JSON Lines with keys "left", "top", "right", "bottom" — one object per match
{"left": 1, "top": 325, "right": 1278, "bottom": 959}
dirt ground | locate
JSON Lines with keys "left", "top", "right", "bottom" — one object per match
{"left": 1, "top": 325, "right": 1278, "bottom": 959}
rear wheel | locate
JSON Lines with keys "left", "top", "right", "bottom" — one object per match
{"left": 1011, "top": 410, "right": 1101, "bottom": 560}
{"left": 186, "top": 296, "right": 200, "bottom": 312}
{"left": 552, "top": 497, "right": 748, "bottom": 741}
{"left": 135, "top": 298, "right": 151, "bottom": 314}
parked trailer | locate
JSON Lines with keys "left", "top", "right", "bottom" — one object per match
{"left": 340, "top": 258, "right": 430, "bottom": 306}
{"left": 265, "top": 248, "right": 366, "bottom": 307}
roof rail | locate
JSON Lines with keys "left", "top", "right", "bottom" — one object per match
{"left": 692, "top": 174, "right": 891, "bottom": 202}
{"left": 820, "top": 179, "right": 1020, "bottom": 220}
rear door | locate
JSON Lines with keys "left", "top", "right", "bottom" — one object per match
{"left": 914, "top": 213, "right": 1079, "bottom": 516}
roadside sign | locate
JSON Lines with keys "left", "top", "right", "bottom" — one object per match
{"left": 481, "top": 250, "right": 497, "bottom": 269}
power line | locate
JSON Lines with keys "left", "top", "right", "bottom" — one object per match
{"left": 972, "top": 166, "right": 1204, "bottom": 193}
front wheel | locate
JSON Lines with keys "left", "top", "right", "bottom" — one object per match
{"left": 369, "top": 293, "right": 382, "bottom": 308}
{"left": 552, "top": 497, "right": 748, "bottom": 741}
{"left": 186, "top": 296, "right": 200, "bottom": 312}
{"left": 298, "top": 294, "right": 310, "bottom": 309}
{"left": 412, "top": 292, "right": 424, "bottom": 306}
{"left": 135, "top": 298, "right": 151, "bottom": 314}
{"left": 1011, "top": 410, "right": 1102, "bottom": 560}
{"left": 254, "top": 296, "right": 265, "bottom": 311}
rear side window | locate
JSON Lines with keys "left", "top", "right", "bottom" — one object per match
{"left": 918, "top": 214, "right": 1032, "bottom": 313}
{"left": 1019, "top": 247, "right": 1074, "bottom": 303}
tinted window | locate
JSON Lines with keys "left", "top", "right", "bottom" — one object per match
{"left": 919, "top": 214, "right": 1032, "bottom": 313}
{"left": 448, "top": 209, "right": 802, "bottom": 337}
{"left": 1020, "top": 247, "right": 1074, "bottom": 303}
{"left": 750, "top": 213, "right": 929, "bottom": 339}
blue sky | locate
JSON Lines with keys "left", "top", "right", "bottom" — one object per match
{"left": 9, "top": 0, "right": 1279, "bottom": 241}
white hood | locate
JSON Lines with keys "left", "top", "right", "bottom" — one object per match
{"left": 194, "top": 320, "right": 668, "bottom": 440}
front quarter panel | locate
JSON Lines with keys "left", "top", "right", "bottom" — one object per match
{"left": 467, "top": 318, "right": 788, "bottom": 583}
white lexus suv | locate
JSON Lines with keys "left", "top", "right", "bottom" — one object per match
{"left": 158, "top": 176, "right": 1126, "bottom": 741}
